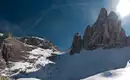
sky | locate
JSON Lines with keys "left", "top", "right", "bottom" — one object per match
{"left": 0, "top": 0, "right": 130, "bottom": 50}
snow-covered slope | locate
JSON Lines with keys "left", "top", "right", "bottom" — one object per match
{"left": 82, "top": 61, "right": 130, "bottom": 80}
{"left": 45, "top": 47, "right": 130, "bottom": 80}
{"left": 6, "top": 46, "right": 130, "bottom": 80}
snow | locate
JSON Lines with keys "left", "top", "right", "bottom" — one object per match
{"left": 24, "top": 43, "right": 34, "bottom": 47}
{"left": 31, "top": 36, "right": 45, "bottom": 41}
{"left": 10, "top": 62, "right": 32, "bottom": 71}
{"left": 29, "top": 48, "right": 52, "bottom": 57}
{"left": 0, "top": 33, "right": 3, "bottom": 36}
{"left": 45, "top": 47, "right": 130, "bottom": 80}
{"left": 28, "top": 55, "right": 37, "bottom": 59}
{"left": 8, "top": 46, "right": 130, "bottom": 80}
{"left": 82, "top": 62, "right": 130, "bottom": 80}
{"left": 7, "top": 48, "right": 57, "bottom": 77}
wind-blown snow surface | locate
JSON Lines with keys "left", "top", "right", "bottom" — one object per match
{"left": 12, "top": 46, "right": 130, "bottom": 80}
{"left": 82, "top": 61, "right": 130, "bottom": 80}
{"left": 46, "top": 47, "right": 130, "bottom": 80}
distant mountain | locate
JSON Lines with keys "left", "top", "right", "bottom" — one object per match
{"left": 70, "top": 8, "right": 130, "bottom": 54}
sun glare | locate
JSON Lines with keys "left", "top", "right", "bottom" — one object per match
{"left": 116, "top": 0, "right": 130, "bottom": 18}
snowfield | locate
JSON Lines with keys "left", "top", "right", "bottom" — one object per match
{"left": 5, "top": 46, "right": 130, "bottom": 80}
{"left": 82, "top": 61, "right": 130, "bottom": 80}
{"left": 46, "top": 47, "right": 130, "bottom": 80}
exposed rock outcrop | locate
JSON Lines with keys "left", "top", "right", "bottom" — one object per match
{"left": 70, "top": 8, "right": 129, "bottom": 54}
{"left": 0, "top": 38, "right": 34, "bottom": 63}
{"left": 0, "top": 35, "right": 59, "bottom": 76}
{"left": 126, "top": 36, "right": 130, "bottom": 46}
{"left": 18, "top": 36, "right": 59, "bottom": 51}
{"left": 70, "top": 33, "right": 82, "bottom": 54}
{"left": 83, "top": 25, "right": 93, "bottom": 49}
{"left": 0, "top": 53, "right": 6, "bottom": 69}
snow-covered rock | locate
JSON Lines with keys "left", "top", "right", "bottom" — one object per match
{"left": 18, "top": 36, "right": 59, "bottom": 51}
{"left": 0, "top": 36, "right": 60, "bottom": 80}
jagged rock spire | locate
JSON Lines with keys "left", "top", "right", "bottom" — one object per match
{"left": 70, "top": 8, "right": 128, "bottom": 53}
{"left": 70, "top": 33, "right": 82, "bottom": 54}
{"left": 97, "top": 8, "right": 107, "bottom": 21}
{"left": 83, "top": 25, "right": 93, "bottom": 49}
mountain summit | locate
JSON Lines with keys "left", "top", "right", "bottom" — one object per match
{"left": 70, "top": 8, "right": 128, "bottom": 54}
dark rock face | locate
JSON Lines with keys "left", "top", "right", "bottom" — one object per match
{"left": 70, "top": 33, "right": 82, "bottom": 54}
{"left": 70, "top": 8, "right": 129, "bottom": 54}
{"left": 96, "top": 8, "right": 108, "bottom": 25}
{"left": 0, "top": 38, "right": 33, "bottom": 63}
{"left": 126, "top": 36, "right": 130, "bottom": 46}
{"left": 0, "top": 53, "right": 6, "bottom": 69}
{"left": 0, "top": 36, "right": 59, "bottom": 71}
{"left": 84, "top": 9, "right": 128, "bottom": 49}
{"left": 83, "top": 25, "right": 93, "bottom": 49}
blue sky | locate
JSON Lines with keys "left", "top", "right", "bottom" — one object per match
{"left": 0, "top": 0, "right": 130, "bottom": 50}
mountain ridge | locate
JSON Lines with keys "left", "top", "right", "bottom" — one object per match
{"left": 0, "top": 34, "right": 60, "bottom": 78}
{"left": 70, "top": 8, "right": 129, "bottom": 54}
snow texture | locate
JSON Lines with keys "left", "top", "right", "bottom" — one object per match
{"left": 82, "top": 61, "right": 130, "bottom": 80}
{"left": 11, "top": 47, "right": 130, "bottom": 80}
{"left": 46, "top": 47, "right": 130, "bottom": 80}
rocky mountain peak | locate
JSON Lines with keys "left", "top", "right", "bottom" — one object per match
{"left": 0, "top": 34, "right": 60, "bottom": 76}
{"left": 97, "top": 8, "right": 107, "bottom": 21}
{"left": 108, "top": 11, "right": 118, "bottom": 21}
{"left": 70, "top": 8, "right": 129, "bottom": 54}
